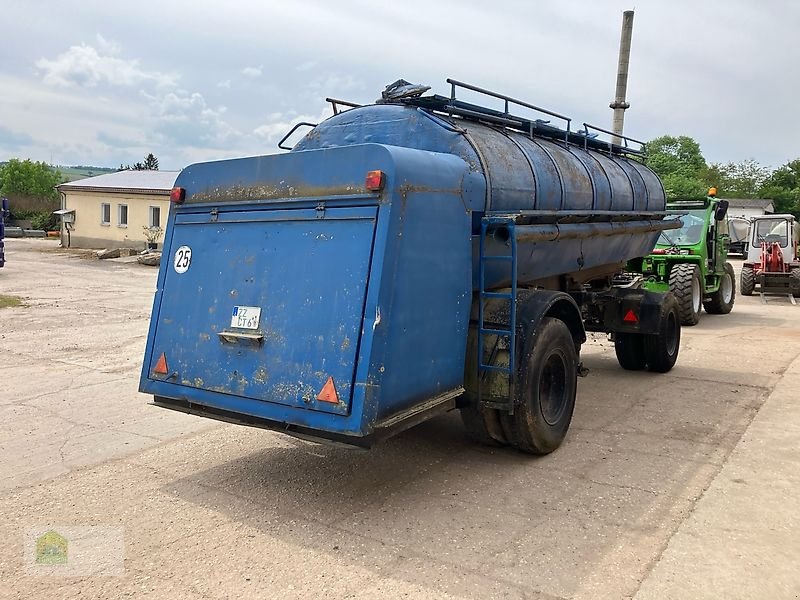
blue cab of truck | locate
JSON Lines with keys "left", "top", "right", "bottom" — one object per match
{"left": 140, "top": 79, "right": 681, "bottom": 454}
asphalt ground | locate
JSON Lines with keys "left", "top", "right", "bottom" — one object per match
{"left": 1, "top": 238, "right": 798, "bottom": 599}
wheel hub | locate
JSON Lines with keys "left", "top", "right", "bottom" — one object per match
{"left": 539, "top": 352, "right": 568, "bottom": 426}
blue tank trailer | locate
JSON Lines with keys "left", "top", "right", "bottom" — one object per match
{"left": 139, "top": 79, "right": 682, "bottom": 454}
{"left": 0, "top": 198, "right": 8, "bottom": 268}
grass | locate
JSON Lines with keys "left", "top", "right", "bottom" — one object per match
{"left": 55, "top": 165, "right": 117, "bottom": 183}
{"left": 0, "top": 294, "right": 23, "bottom": 309}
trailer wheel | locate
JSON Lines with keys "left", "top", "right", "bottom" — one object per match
{"left": 503, "top": 317, "right": 577, "bottom": 455}
{"left": 460, "top": 401, "right": 506, "bottom": 446}
{"left": 791, "top": 269, "right": 800, "bottom": 298}
{"left": 740, "top": 266, "right": 755, "bottom": 296}
{"left": 614, "top": 333, "right": 646, "bottom": 370}
{"left": 704, "top": 262, "right": 736, "bottom": 314}
{"left": 669, "top": 263, "right": 702, "bottom": 325}
{"left": 643, "top": 293, "right": 681, "bottom": 373}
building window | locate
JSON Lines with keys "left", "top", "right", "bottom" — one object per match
{"left": 101, "top": 203, "right": 111, "bottom": 225}
{"left": 149, "top": 206, "right": 161, "bottom": 229}
{"left": 118, "top": 204, "right": 128, "bottom": 227}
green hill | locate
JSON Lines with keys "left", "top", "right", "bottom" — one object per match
{"left": 54, "top": 165, "right": 118, "bottom": 182}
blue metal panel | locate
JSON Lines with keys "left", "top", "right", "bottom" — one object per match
{"left": 616, "top": 158, "right": 648, "bottom": 211}
{"left": 536, "top": 138, "right": 594, "bottom": 211}
{"left": 567, "top": 147, "right": 612, "bottom": 211}
{"left": 141, "top": 143, "right": 474, "bottom": 438}
{"left": 148, "top": 205, "right": 377, "bottom": 415}
{"left": 626, "top": 159, "right": 666, "bottom": 210}
{"left": 296, "top": 104, "right": 666, "bottom": 219}
{"left": 593, "top": 153, "right": 635, "bottom": 211}
{"left": 458, "top": 123, "right": 535, "bottom": 212}
{"left": 513, "top": 137, "right": 563, "bottom": 210}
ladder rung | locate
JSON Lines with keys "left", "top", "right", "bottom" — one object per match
{"left": 479, "top": 364, "right": 512, "bottom": 373}
{"left": 481, "top": 291, "right": 513, "bottom": 299}
{"left": 482, "top": 255, "right": 514, "bottom": 261}
{"left": 480, "top": 327, "right": 512, "bottom": 337}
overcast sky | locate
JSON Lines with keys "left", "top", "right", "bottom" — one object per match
{"left": 2, "top": 0, "right": 797, "bottom": 171}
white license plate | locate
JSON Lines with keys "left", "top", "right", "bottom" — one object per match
{"left": 230, "top": 306, "right": 261, "bottom": 330}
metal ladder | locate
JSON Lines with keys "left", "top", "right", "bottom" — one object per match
{"left": 478, "top": 216, "right": 518, "bottom": 413}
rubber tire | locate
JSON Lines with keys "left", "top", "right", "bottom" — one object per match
{"left": 501, "top": 317, "right": 578, "bottom": 455}
{"left": 643, "top": 293, "right": 681, "bottom": 373}
{"left": 460, "top": 401, "right": 506, "bottom": 446}
{"left": 791, "top": 269, "right": 800, "bottom": 298}
{"left": 704, "top": 262, "right": 736, "bottom": 314}
{"left": 614, "top": 333, "right": 646, "bottom": 370}
{"left": 740, "top": 266, "right": 755, "bottom": 296}
{"left": 669, "top": 263, "right": 703, "bottom": 325}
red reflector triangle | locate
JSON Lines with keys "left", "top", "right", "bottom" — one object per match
{"left": 623, "top": 309, "right": 639, "bottom": 323}
{"left": 154, "top": 352, "right": 169, "bottom": 375}
{"left": 317, "top": 376, "right": 339, "bottom": 404}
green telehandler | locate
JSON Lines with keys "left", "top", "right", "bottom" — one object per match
{"left": 627, "top": 190, "right": 735, "bottom": 325}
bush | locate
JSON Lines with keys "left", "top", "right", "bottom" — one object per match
{"left": 29, "top": 212, "right": 59, "bottom": 231}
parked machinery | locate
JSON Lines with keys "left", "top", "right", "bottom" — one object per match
{"left": 140, "top": 79, "right": 683, "bottom": 455}
{"left": 740, "top": 214, "right": 800, "bottom": 299}
{"left": 728, "top": 216, "right": 750, "bottom": 257}
{"left": 627, "top": 190, "right": 735, "bottom": 325}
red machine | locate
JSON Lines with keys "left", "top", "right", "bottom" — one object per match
{"left": 740, "top": 215, "right": 800, "bottom": 299}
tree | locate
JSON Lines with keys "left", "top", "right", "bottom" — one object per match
{"left": 142, "top": 153, "right": 159, "bottom": 170}
{"left": 644, "top": 135, "right": 708, "bottom": 200}
{"left": 118, "top": 153, "right": 160, "bottom": 171}
{"left": 0, "top": 159, "right": 61, "bottom": 201}
{"left": 758, "top": 159, "right": 800, "bottom": 217}
{"left": 705, "top": 159, "right": 769, "bottom": 199}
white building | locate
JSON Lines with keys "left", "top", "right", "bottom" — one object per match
{"left": 57, "top": 171, "right": 179, "bottom": 249}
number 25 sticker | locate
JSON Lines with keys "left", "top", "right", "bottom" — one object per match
{"left": 173, "top": 246, "right": 192, "bottom": 274}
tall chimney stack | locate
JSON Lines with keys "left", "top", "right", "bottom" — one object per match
{"left": 610, "top": 10, "right": 635, "bottom": 145}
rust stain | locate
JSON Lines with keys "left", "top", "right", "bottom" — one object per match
{"left": 341, "top": 336, "right": 351, "bottom": 351}
{"left": 229, "top": 370, "right": 248, "bottom": 390}
{"left": 253, "top": 366, "right": 269, "bottom": 384}
{"left": 188, "top": 182, "right": 362, "bottom": 204}
{"left": 199, "top": 332, "right": 211, "bottom": 342}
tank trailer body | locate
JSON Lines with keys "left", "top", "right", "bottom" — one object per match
{"left": 140, "top": 79, "right": 682, "bottom": 454}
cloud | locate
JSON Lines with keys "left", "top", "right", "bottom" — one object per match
{"left": 0, "top": 125, "right": 34, "bottom": 148}
{"left": 35, "top": 36, "right": 176, "bottom": 88}
{"left": 241, "top": 65, "right": 263, "bottom": 78}
{"left": 217, "top": 79, "right": 231, "bottom": 89}
{"left": 96, "top": 130, "right": 146, "bottom": 149}
{"left": 296, "top": 61, "right": 318, "bottom": 72}
{"left": 142, "top": 89, "right": 238, "bottom": 148}
{"left": 252, "top": 109, "right": 331, "bottom": 145}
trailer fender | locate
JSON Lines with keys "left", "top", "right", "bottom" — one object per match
{"left": 516, "top": 290, "right": 586, "bottom": 351}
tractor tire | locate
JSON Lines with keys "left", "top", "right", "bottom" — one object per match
{"left": 614, "top": 333, "right": 646, "bottom": 370}
{"left": 460, "top": 401, "right": 507, "bottom": 446}
{"left": 704, "top": 262, "right": 736, "bottom": 314}
{"left": 791, "top": 269, "right": 800, "bottom": 298}
{"left": 740, "top": 266, "right": 755, "bottom": 296}
{"left": 501, "top": 317, "right": 577, "bottom": 455}
{"left": 669, "top": 263, "right": 703, "bottom": 325}
{"left": 643, "top": 293, "right": 681, "bottom": 373}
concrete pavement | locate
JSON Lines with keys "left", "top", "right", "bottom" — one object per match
{"left": 1, "top": 238, "right": 799, "bottom": 599}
